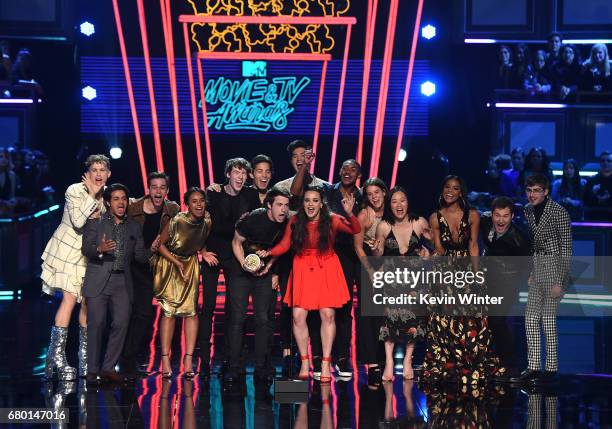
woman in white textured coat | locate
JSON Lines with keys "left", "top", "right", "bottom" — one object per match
{"left": 41, "top": 154, "right": 111, "bottom": 380}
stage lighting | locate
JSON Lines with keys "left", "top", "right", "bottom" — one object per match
{"left": 109, "top": 147, "right": 122, "bottom": 160}
{"left": 398, "top": 149, "right": 407, "bottom": 162}
{"left": 421, "top": 24, "right": 436, "bottom": 40}
{"left": 80, "top": 21, "right": 95, "bottom": 37}
{"left": 420, "top": 81, "right": 436, "bottom": 97}
{"left": 82, "top": 86, "right": 97, "bottom": 101}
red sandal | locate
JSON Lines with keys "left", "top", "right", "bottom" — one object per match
{"left": 296, "top": 355, "right": 310, "bottom": 381}
{"left": 320, "top": 357, "right": 333, "bottom": 384}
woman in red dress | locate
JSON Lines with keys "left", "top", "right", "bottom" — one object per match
{"left": 261, "top": 185, "right": 360, "bottom": 382}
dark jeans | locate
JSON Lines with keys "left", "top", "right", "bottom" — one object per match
{"left": 276, "top": 253, "right": 293, "bottom": 351}
{"left": 487, "top": 273, "right": 520, "bottom": 369}
{"left": 197, "top": 254, "right": 234, "bottom": 363}
{"left": 228, "top": 273, "right": 274, "bottom": 373}
{"left": 121, "top": 262, "right": 153, "bottom": 371}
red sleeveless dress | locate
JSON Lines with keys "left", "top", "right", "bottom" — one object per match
{"left": 270, "top": 214, "right": 360, "bottom": 310}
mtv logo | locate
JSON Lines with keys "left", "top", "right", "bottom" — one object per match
{"left": 242, "top": 61, "right": 267, "bottom": 77}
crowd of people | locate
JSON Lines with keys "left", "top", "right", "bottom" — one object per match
{"left": 39, "top": 140, "right": 573, "bottom": 398}
{"left": 0, "top": 145, "right": 54, "bottom": 216}
{"left": 0, "top": 40, "right": 42, "bottom": 97}
{"left": 471, "top": 147, "right": 612, "bottom": 220}
{"left": 496, "top": 33, "right": 611, "bottom": 101}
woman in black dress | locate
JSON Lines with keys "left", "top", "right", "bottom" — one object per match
{"left": 373, "top": 187, "right": 431, "bottom": 381}
{"left": 422, "top": 176, "right": 505, "bottom": 384}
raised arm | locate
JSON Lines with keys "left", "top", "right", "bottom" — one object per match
{"left": 334, "top": 213, "right": 361, "bottom": 235}
{"left": 66, "top": 184, "right": 98, "bottom": 229}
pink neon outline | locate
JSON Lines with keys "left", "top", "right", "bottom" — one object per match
{"left": 135, "top": 0, "right": 164, "bottom": 172}
{"left": 357, "top": 0, "right": 378, "bottom": 167}
{"left": 310, "top": 60, "right": 328, "bottom": 174}
{"left": 179, "top": 15, "right": 356, "bottom": 25}
{"left": 391, "top": 0, "right": 424, "bottom": 187}
{"left": 197, "top": 52, "right": 331, "bottom": 61}
{"left": 111, "top": 0, "right": 148, "bottom": 190}
{"left": 160, "top": 0, "right": 188, "bottom": 203}
{"left": 328, "top": 23, "right": 353, "bottom": 182}
{"left": 184, "top": 14, "right": 353, "bottom": 183}
{"left": 196, "top": 59, "right": 215, "bottom": 185}
{"left": 183, "top": 23, "right": 206, "bottom": 188}
{"left": 369, "top": 0, "right": 399, "bottom": 178}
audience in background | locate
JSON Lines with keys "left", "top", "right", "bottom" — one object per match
{"left": 581, "top": 44, "right": 611, "bottom": 93}
{"left": 511, "top": 44, "right": 532, "bottom": 89}
{"left": 0, "top": 145, "right": 55, "bottom": 216}
{"left": 551, "top": 44, "right": 582, "bottom": 100}
{"left": 546, "top": 32, "right": 563, "bottom": 66}
{"left": 0, "top": 40, "right": 11, "bottom": 81}
{"left": 0, "top": 147, "right": 17, "bottom": 215}
{"left": 524, "top": 50, "right": 552, "bottom": 95}
{"left": 518, "top": 147, "right": 554, "bottom": 196}
{"left": 583, "top": 151, "right": 612, "bottom": 220}
{"left": 493, "top": 34, "right": 611, "bottom": 102}
{"left": 500, "top": 148, "right": 525, "bottom": 198}
{"left": 497, "top": 45, "right": 514, "bottom": 89}
{"left": 551, "top": 159, "right": 586, "bottom": 220}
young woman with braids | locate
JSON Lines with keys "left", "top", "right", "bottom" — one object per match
{"left": 259, "top": 185, "right": 360, "bottom": 383}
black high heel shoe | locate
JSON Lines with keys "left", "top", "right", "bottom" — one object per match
{"left": 183, "top": 353, "right": 196, "bottom": 379}
{"left": 161, "top": 353, "right": 173, "bottom": 379}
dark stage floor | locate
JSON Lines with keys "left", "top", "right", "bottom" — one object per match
{"left": 1, "top": 295, "right": 611, "bottom": 428}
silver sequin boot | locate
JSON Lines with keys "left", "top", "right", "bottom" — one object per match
{"left": 78, "top": 326, "right": 87, "bottom": 378}
{"left": 44, "top": 326, "right": 77, "bottom": 381}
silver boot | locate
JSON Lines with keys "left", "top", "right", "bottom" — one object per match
{"left": 44, "top": 326, "right": 77, "bottom": 381}
{"left": 78, "top": 326, "right": 87, "bottom": 378}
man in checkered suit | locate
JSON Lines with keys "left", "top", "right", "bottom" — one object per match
{"left": 511, "top": 173, "right": 572, "bottom": 384}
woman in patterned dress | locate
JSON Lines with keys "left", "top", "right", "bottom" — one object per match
{"left": 373, "top": 187, "right": 431, "bottom": 381}
{"left": 422, "top": 176, "right": 504, "bottom": 384}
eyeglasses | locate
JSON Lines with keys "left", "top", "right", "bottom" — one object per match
{"left": 526, "top": 188, "right": 545, "bottom": 195}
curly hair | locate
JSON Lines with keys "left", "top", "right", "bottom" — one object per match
{"left": 291, "top": 185, "right": 332, "bottom": 254}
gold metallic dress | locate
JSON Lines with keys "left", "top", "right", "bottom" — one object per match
{"left": 151, "top": 212, "right": 210, "bottom": 317}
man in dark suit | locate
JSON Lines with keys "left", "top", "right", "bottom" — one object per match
{"left": 480, "top": 196, "right": 531, "bottom": 379}
{"left": 512, "top": 174, "right": 572, "bottom": 384}
{"left": 82, "top": 183, "right": 150, "bottom": 384}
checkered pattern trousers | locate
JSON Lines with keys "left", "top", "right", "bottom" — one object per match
{"left": 527, "top": 393, "right": 558, "bottom": 429}
{"left": 525, "top": 281, "right": 561, "bottom": 371}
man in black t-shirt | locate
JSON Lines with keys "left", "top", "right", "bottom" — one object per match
{"left": 197, "top": 158, "right": 260, "bottom": 377}
{"left": 226, "top": 188, "right": 290, "bottom": 386}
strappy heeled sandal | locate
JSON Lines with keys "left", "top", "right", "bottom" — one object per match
{"left": 161, "top": 353, "right": 173, "bottom": 379}
{"left": 296, "top": 355, "right": 310, "bottom": 381}
{"left": 183, "top": 353, "right": 196, "bottom": 379}
{"left": 320, "top": 357, "right": 333, "bottom": 384}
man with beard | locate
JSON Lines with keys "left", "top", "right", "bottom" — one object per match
{"left": 323, "top": 159, "right": 363, "bottom": 379}
{"left": 225, "top": 188, "right": 291, "bottom": 389}
{"left": 275, "top": 139, "right": 330, "bottom": 210}
{"left": 82, "top": 184, "right": 150, "bottom": 384}
{"left": 479, "top": 196, "right": 530, "bottom": 380}
{"left": 198, "top": 158, "right": 260, "bottom": 377}
{"left": 511, "top": 174, "right": 572, "bottom": 385}
{"left": 120, "top": 172, "right": 179, "bottom": 377}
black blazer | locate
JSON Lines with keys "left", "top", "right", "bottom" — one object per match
{"left": 81, "top": 216, "right": 149, "bottom": 300}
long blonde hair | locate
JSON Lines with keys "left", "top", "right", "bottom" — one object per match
{"left": 584, "top": 43, "right": 610, "bottom": 77}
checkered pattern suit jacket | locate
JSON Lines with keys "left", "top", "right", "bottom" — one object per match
{"left": 524, "top": 197, "right": 572, "bottom": 289}
{"left": 41, "top": 183, "right": 102, "bottom": 298}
